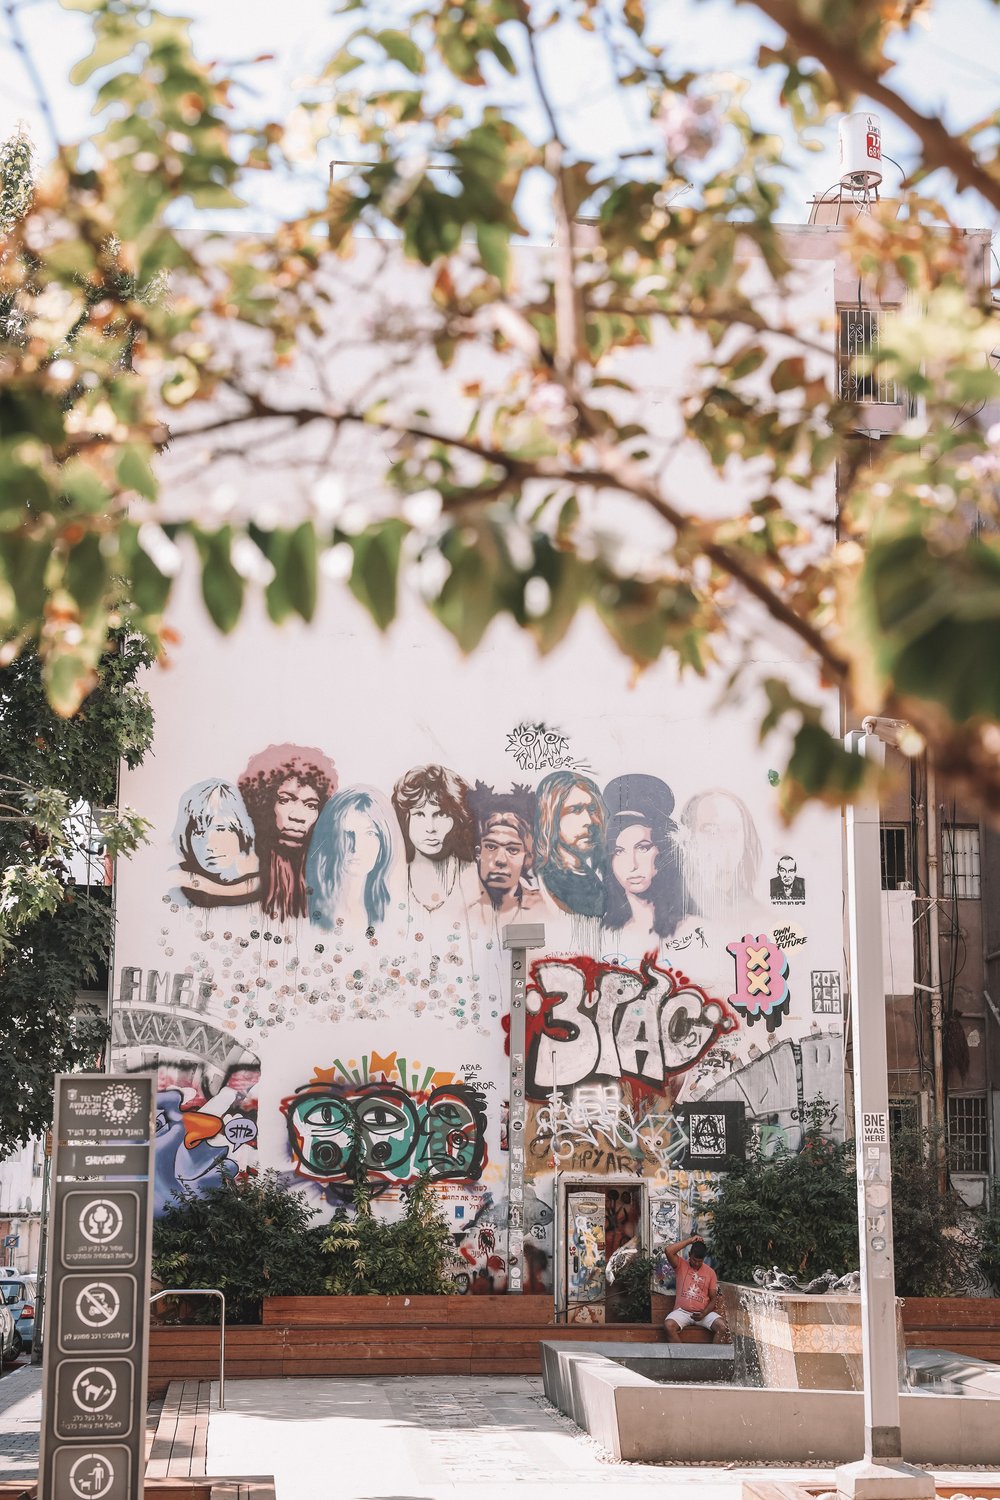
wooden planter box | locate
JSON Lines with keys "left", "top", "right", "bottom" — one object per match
{"left": 147, "top": 1293, "right": 665, "bottom": 1392}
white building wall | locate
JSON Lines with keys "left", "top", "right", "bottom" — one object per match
{"left": 110, "top": 236, "right": 846, "bottom": 1302}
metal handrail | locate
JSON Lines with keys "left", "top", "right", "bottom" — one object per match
{"left": 150, "top": 1288, "right": 226, "bottom": 1409}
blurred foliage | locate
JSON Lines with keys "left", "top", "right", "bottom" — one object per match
{"left": 0, "top": 0, "right": 999, "bottom": 812}
{"left": 0, "top": 632, "right": 153, "bottom": 1156}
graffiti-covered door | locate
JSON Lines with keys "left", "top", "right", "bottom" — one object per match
{"left": 556, "top": 1177, "right": 647, "bottom": 1323}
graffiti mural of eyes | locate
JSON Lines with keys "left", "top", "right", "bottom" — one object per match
{"left": 292, "top": 1096, "right": 354, "bottom": 1175}
{"left": 355, "top": 1091, "right": 419, "bottom": 1175}
{"left": 154, "top": 1111, "right": 169, "bottom": 1136}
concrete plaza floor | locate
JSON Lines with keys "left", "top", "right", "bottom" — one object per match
{"left": 3, "top": 1363, "right": 1000, "bottom": 1498}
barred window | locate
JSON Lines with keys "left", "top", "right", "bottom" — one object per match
{"left": 889, "top": 1097, "right": 919, "bottom": 1138}
{"left": 880, "top": 824, "right": 910, "bottom": 890}
{"left": 948, "top": 1095, "right": 989, "bottom": 1175}
{"left": 942, "top": 824, "right": 981, "bottom": 900}
{"left": 839, "top": 308, "right": 898, "bottom": 405}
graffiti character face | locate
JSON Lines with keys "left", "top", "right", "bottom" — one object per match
{"left": 283, "top": 1079, "right": 487, "bottom": 1186}
{"left": 287, "top": 1093, "right": 355, "bottom": 1176}
{"left": 407, "top": 798, "right": 454, "bottom": 859}
{"left": 426, "top": 1089, "right": 481, "bottom": 1176}
{"left": 341, "top": 806, "right": 383, "bottom": 879}
{"left": 559, "top": 785, "right": 601, "bottom": 853}
{"left": 611, "top": 823, "right": 657, "bottom": 896}
{"left": 355, "top": 1089, "right": 420, "bottom": 1176}
{"left": 478, "top": 823, "right": 527, "bottom": 896}
{"left": 274, "top": 777, "right": 322, "bottom": 846}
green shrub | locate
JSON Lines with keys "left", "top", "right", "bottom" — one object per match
{"left": 890, "top": 1129, "right": 967, "bottom": 1297}
{"left": 612, "top": 1253, "right": 654, "bottom": 1323}
{"left": 322, "top": 1175, "right": 457, "bottom": 1296}
{"left": 152, "top": 1172, "right": 328, "bottom": 1323}
{"left": 977, "top": 1183, "right": 1000, "bottom": 1294}
{"left": 709, "top": 1098, "right": 859, "bottom": 1284}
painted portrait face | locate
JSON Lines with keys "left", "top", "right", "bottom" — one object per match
{"left": 407, "top": 797, "right": 454, "bottom": 859}
{"left": 778, "top": 857, "right": 796, "bottom": 889}
{"left": 559, "top": 785, "right": 600, "bottom": 852}
{"left": 341, "top": 806, "right": 383, "bottom": 879}
{"left": 274, "top": 777, "right": 322, "bottom": 846}
{"left": 691, "top": 792, "right": 744, "bottom": 876}
{"left": 190, "top": 816, "right": 244, "bottom": 876}
{"left": 611, "top": 824, "right": 657, "bottom": 897}
{"left": 478, "top": 822, "right": 527, "bottom": 895}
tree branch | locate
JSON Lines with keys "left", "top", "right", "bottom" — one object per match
{"left": 750, "top": 0, "right": 1000, "bottom": 212}
{"left": 169, "top": 393, "right": 851, "bottom": 687}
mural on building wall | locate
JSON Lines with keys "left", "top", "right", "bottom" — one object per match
{"left": 281, "top": 1052, "right": 487, "bottom": 1194}
{"left": 115, "top": 728, "right": 845, "bottom": 1301}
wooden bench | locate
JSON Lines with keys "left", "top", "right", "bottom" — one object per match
{"left": 148, "top": 1294, "right": 667, "bottom": 1390}
{"left": 901, "top": 1296, "right": 1000, "bottom": 1364}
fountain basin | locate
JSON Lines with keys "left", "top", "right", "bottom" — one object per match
{"left": 540, "top": 1342, "right": 1000, "bottom": 1464}
{"left": 721, "top": 1281, "right": 904, "bottom": 1391}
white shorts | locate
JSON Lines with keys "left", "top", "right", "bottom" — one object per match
{"left": 666, "top": 1307, "right": 720, "bottom": 1330}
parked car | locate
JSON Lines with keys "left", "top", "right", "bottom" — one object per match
{"left": 0, "top": 1298, "right": 20, "bottom": 1365}
{"left": 0, "top": 1277, "right": 35, "bottom": 1355}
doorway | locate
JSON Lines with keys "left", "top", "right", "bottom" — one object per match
{"left": 554, "top": 1176, "right": 648, "bottom": 1324}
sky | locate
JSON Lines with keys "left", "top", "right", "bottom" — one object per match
{"left": 1, "top": 0, "right": 998, "bottom": 233}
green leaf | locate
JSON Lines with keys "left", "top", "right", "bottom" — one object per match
{"left": 349, "top": 522, "right": 405, "bottom": 631}
{"left": 64, "top": 534, "right": 108, "bottom": 613}
{"left": 284, "top": 522, "right": 318, "bottom": 623}
{"left": 117, "top": 445, "right": 158, "bottom": 501}
{"left": 195, "top": 528, "right": 244, "bottom": 633}
{"left": 476, "top": 222, "right": 510, "bottom": 289}
{"left": 375, "top": 29, "right": 425, "bottom": 72}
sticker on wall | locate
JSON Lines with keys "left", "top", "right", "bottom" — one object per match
{"left": 680, "top": 1101, "right": 745, "bottom": 1169}
{"left": 811, "top": 970, "right": 842, "bottom": 1015}
{"left": 769, "top": 855, "right": 805, "bottom": 904}
{"left": 726, "top": 934, "right": 790, "bottom": 1032}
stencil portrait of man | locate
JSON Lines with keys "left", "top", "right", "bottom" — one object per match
{"left": 238, "top": 744, "right": 338, "bottom": 922}
{"left": 468, "top": 782, "right": 541, "bottom": 920}
{"left": 534, "top": 771, "right": 607, "bottom": 919}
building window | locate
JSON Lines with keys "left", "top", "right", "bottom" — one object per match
{"left": 942, "top": 824, "right": 981, "bottom": 900}
{"left": 839, "top": 307, "right": 899, "bottom": 405}
{"left": 948, "top": 1094, "right": 989, "bottom": 1175}
{"left": 888, "top": 1097, "right": 919, "bottom": 1138}
{"left": 880, "top": 824, "right": 911, "bottom": 890}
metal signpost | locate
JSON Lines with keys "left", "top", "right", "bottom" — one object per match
{"left": 837, "top": 734, "right": 932, "bottom": 1500}
{"left": 503, "top": 922, "right": 545, "bottom": 1294}
{"left": 38, "top": 1074, "right": 156, "bottom": 1500}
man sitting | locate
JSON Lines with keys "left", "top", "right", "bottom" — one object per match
{"left": 663, "top": 1235, "right": 726, "bottom": 1343}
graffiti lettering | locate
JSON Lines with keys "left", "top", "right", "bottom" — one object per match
{"left": 524, "top": 954, "right": 737, "bottom": 1097}
{"left": 528, "top": 1086, "right": 688, "bottom": 1171}
{"left": 505, "top": 722, "right": 585, "bottom": 773}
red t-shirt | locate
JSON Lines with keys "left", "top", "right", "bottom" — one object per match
{"left": 674, "top": 1258, "right": 717, "bottom": 1314}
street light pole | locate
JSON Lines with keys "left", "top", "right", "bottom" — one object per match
{"left": 836, "top": 730, "right": 932, "bottom": 1500}
{"left": 502, "top": 921, "right": 545, "bottom": 1295}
